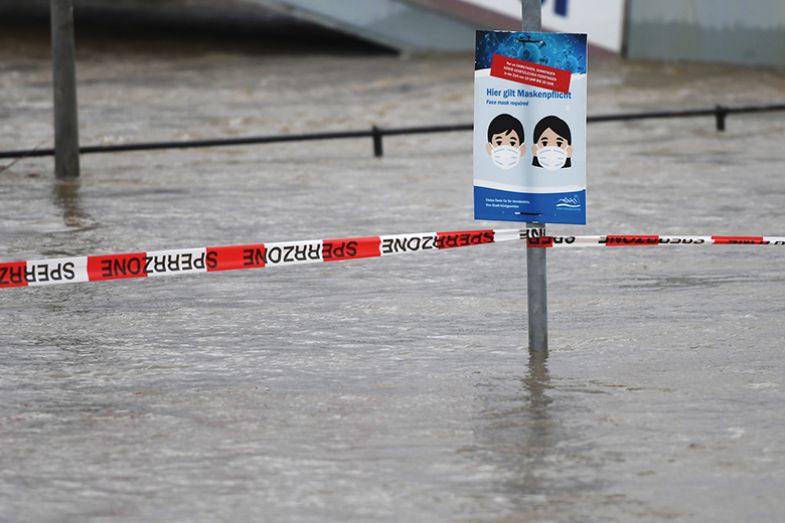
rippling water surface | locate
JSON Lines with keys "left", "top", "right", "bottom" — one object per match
{"left": 1, "top": 26, "right": 785, "bottom": 523}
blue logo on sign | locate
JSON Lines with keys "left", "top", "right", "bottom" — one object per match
{"left": 556, "top": 195, "right": 581, "bottom": 209}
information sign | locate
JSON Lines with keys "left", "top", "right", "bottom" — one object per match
{"left": 474, "top": 31, "right": 587, "bottom": 224}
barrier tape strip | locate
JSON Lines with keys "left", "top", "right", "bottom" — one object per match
{"left": 526, "top": 235, "right": 785, "bottom": 248}
{"left": 2, "top": 230, "right": 783, "bottom": 289}
{"left": 0, "top": 228, "right": 530, "bottom": 289}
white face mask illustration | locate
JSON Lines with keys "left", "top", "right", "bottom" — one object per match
{"left": 491, "top": 145, "right": 521, "bottom": 170}
{"left": 536, "top": 146, "right": 568, "bottom": 170}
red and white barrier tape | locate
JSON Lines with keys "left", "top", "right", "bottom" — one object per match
{"left": 0, "top": 228, "right": 527, "bottom": 289}
{"left": 526, "top": 234, "right": 785, "bottom": 248}
{"left": 2, "top": 230, "right": 783, "bottom": 289}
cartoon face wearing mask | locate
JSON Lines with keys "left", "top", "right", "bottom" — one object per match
{"left": 486, "top": 114, "right": 525, "bottom": 170}
{"left": 532, "top": 116, "right": 573, "bottom": 171}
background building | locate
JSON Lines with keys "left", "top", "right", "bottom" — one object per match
{"left": 1, "top": 0, "right": 784, "bottom": 65}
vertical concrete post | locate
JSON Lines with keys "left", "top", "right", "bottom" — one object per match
{"left": 522, "top": 0, "right": 547, "bottom": 353}
{"left": 50, "top": 0, "right": 80, "bottom": 178}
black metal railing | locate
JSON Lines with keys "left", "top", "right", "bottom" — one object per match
{"left": 1, "top": 103, "right": 784, "bottom": 161}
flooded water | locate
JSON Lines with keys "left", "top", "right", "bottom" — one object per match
{"left": 2, "top": 25, "right": 785, "bottom": 523}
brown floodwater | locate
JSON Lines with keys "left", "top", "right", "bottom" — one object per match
{"left": 2, "top": 12, "right": 785, "bottom": 523}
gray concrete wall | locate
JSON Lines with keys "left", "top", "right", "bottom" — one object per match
{"left": 247, "top": 0, "right": 482, "bottom": 52}
{"left": 626, "top": 0, "right": 785, "bottom": 67}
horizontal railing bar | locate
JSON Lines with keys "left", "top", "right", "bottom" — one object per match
{"left": 2, "top": 104, "right": 784, "bottom": 160}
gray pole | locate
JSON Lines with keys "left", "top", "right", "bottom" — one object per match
{"left": 50, "top": 0, "right": 80, "bottom": 178}
{"left": 521, "top": 0, "right": 542, "bottom": 31}
{"left": 521, "top": 0, "right": 547, "bottom": 352}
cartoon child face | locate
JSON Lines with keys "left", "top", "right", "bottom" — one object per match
{"left": 485, "top": 114, "right": 526, "bottom": 170}
{"left": 486, "top": 129, "right": 525, "bottom": 170}
{"left": 532, "top": 127, "right": 573, "bottom": 171}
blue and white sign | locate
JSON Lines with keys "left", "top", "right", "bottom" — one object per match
{"left": 473, "top": 30, "right": 587, "bottom": 224}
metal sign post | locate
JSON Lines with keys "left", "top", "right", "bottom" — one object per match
{"left": 50, "top": 0, "right": 80, "bottom": 178}
{"left": 521, "top": 0, "right": 548, "bottom": 353}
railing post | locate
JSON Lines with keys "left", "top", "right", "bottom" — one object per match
{"left": 372, "top": 126, "right": 384, "bottom": 157}
{"left": 521, "top": 0, "right": 547, "bottom": 353}
{"left": 715, "top": 105, "right": 728, "bottom": 132}
{"left": 50, "top": 0, "right": 80, "bottom": 178}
